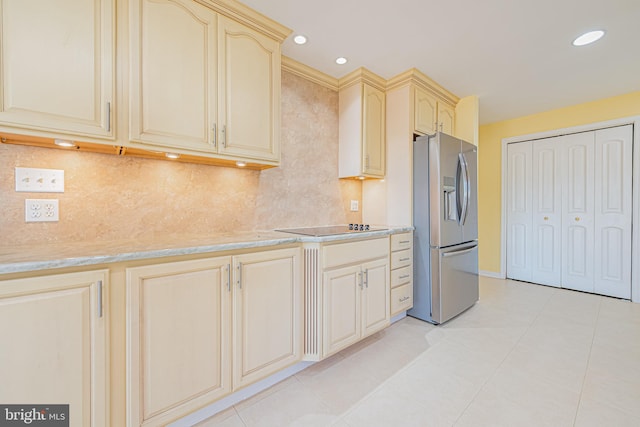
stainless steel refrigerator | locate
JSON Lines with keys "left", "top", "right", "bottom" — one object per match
{"left": 408, "top": 132, "right": 479, "bottom": 324}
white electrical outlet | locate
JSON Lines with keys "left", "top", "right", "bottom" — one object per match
{"left": 25, "top": 199, "right": 59, "bottom": 222}
{"left": 350, "top": 200, "right": 359, "bottom": 211}
{"left": 15, "top": 167, "right": 65, "bottom": 193}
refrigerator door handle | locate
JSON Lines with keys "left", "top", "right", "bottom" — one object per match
{"left": 442, "top": 244, "right": 478, "bottom": 258}
{"left": 458, "top": 152, "right": 470, "bottom": 226}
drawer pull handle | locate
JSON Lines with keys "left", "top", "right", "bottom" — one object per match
{"left": 399, "top": 257, "right": 410, "bottom": 262}
{"left": 399, "top": 274, "right": 410, "bottom": 279}
{"left": 399, "top": 296, "right": 410, "bottom": 302}
{"left": 399, "top": 240, "right": 410, "bottom": 244}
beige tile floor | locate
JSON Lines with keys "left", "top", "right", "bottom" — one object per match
{"left": 196, "top": 277, "right": 640, "bottom": 427}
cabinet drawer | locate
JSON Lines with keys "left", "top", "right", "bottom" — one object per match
{"left": 391, "top": 249, "right": 412, "bottom": 269}
{"left": 391, "top": 232, "right": 412, "bottom": 251}
{"left": 391, "top": 283, "right": 413, "bottom": 315}
{"left": 323, "top": 238, "right": 389, "bottom": 269}
{"left": 391, "top": 265, "right": 412, "bottom": 288}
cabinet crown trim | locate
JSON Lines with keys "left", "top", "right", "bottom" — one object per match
{"left": 338, "top": 68, "right": 386, "bottom": 92}
{"left": 197, "top": 0, "right": 292, "bottom": 41}
{"left": 282, "top": 56, "right": 339, "bottom": 91}
{"left": 386, "top": 68, "right": 459, "bottom": 105}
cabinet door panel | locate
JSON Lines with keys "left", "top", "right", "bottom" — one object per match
{"left": 362, "top": 84, "right": 385, "bottom": 176}
{"left": 233, "top": 248, "right": 301, "bottom": 389}
{"left": 0, "top": 0, "right": 114, "bottom": 137}
{"left": 361, "top": 258, "right": 390, "bottom": 337}
{"left": 414, "top": 87, "right": 437, "bottom": 135}
{"left": 438, "top": 103, "right": 455, "bottom": 135}
{"left": 130, "top": 0, "right": 217, "bottom": 150}
{"left": 218, "top": 17, "right": 280, "bottom": 161}
{"left": 0, "top": 270, "right": 107, "bottom": 427}
{"left": 323, "top": 265, "right": 361, "bottom": 357}
{"left": 127, "top": 257, "right": 231, "bottom": 426}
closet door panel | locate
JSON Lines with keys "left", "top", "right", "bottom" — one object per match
{"left": 506, "top": 142, "right": 533, "bottom": 282}
{"left": 561, "top": 132, "right": 595, "bottom": 292}
{"left": 532, "top": 138, "right": 561, "bottom": 286}
{"left": 594, "top": 125, "right": 632, "bottom": 298}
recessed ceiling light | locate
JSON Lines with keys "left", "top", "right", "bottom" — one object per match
{"left": 236, "top": 161, "right": 247, "bottom": 167}
{"left": 293, "top": 35, "right": 307, "bottom": 45}
{"left": 572, "top": 30, "right": 605, "bottom": 46}
{"left": 165, "top": 152, "right": 180, "bottom": 159}
{"left": 336, "top": 57, "right": 347, "bottom": 65}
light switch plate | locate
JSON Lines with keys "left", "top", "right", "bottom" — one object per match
{"left": 350, "top": 200, "right": 359, "bottom": 211}
{"left": 15, "top": 167, "right": 64, "bottom": 193}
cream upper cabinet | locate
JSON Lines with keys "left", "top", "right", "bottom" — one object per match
{"left": 437, "top": 102, "right": 455, "bottom": 135}
{"left": 129, "top": 0, "right": 284, "bottom": 165}
{"left": 217, "top": 16, "right": 281, "bottom": 162}
{"left": 0, "top": 0, "right": 114, "bottom": 139}
{"left": 414, "top": 86, "right": 455, "bottom": 136}
{"left": 129, "top": 0, "right": 218, "bottom": 152}
{"left": 339, "top": 69, "right": 386, "bottom": 179}
{"left": 0, "top": 270, "right": 108, "bottom": 427}
{"left": 232, "top": 247, "right": 302, "bottom": 390}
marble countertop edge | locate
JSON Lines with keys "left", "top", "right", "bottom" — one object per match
{"left": 0, "top": 226, "right": 413, "bottom": 276}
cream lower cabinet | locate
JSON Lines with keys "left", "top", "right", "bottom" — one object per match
{"left": 390, "top": 232, "right": 413, "bottom": 315}
{"left": 232, "top": 248, "right": 302, "bottom": 389}
{"left": 320, "top": 238, "right": 390, "bottom": 358}
{"left": 0, "top": 270, "right": 108, "bottom": 427}
{"left": 0, "top": 0, "right": 114, "bottom": 140}
{"left": 126, "top": 247, "right": 301, "bottom": 427}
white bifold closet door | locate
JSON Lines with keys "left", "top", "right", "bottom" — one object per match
{"left": 506, "top": 125, "right": 632, "bottom": 299}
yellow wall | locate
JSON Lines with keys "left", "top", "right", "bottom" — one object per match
{"left": 478, "top": 91, "right": 640, "bottom": 273}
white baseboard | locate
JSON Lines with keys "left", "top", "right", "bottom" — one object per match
{"left": 479, "top": 270, "right": 505, "bottom": 279}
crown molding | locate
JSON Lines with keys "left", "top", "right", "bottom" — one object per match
{"left": 281, "top": 57, "right": 339, "bottom": 91}
{"left": 198, "top": 0, "right": 292, "bottom": 41}
{"left": 338, "top": 68, "right": 387, "bottom": 91}
{"left": 386, "top": 68, "right": 459, "bottom": 105}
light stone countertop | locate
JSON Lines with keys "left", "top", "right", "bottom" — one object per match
{"left": 0, "top": 226, "right": 413, "bottom": 275}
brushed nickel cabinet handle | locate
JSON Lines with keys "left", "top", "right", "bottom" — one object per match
{"left": 399, "top": 274, "right": 410, "bottom": 279}
{"left": 97, "top": 280, "right": 103, "bottom": 318}
{"left": 106, "top": 102, "right": 111, "bottom": 133}
{"left": 399, "top": 296, "right": 410, "bottom": 302}
{"left": 212, "top": 123, "right": 217, "bottom": 147}
{"left": 399, "top": 257, "right": 410, "bottom": 262}
{"left": 237, "top": 262, "right": 242, "bottom": 289}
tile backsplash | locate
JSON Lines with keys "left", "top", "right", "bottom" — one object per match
{"left": 0, "top": 71, "right": 361, "bottom": 246}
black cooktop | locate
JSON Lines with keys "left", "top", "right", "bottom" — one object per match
{"left": 276, "top": 225, "right": 385, "bottom": 237}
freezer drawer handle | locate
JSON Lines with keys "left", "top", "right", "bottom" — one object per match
{"left": 442, "top": 245, "right": 477, "bottom": 258}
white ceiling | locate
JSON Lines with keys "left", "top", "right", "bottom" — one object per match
{"left": 241, "top": 0, "right": 640, "bottom": 125}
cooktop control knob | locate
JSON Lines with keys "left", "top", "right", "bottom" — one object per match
{"left": 348, "top": 223, "right": 372, "bottom": 231}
